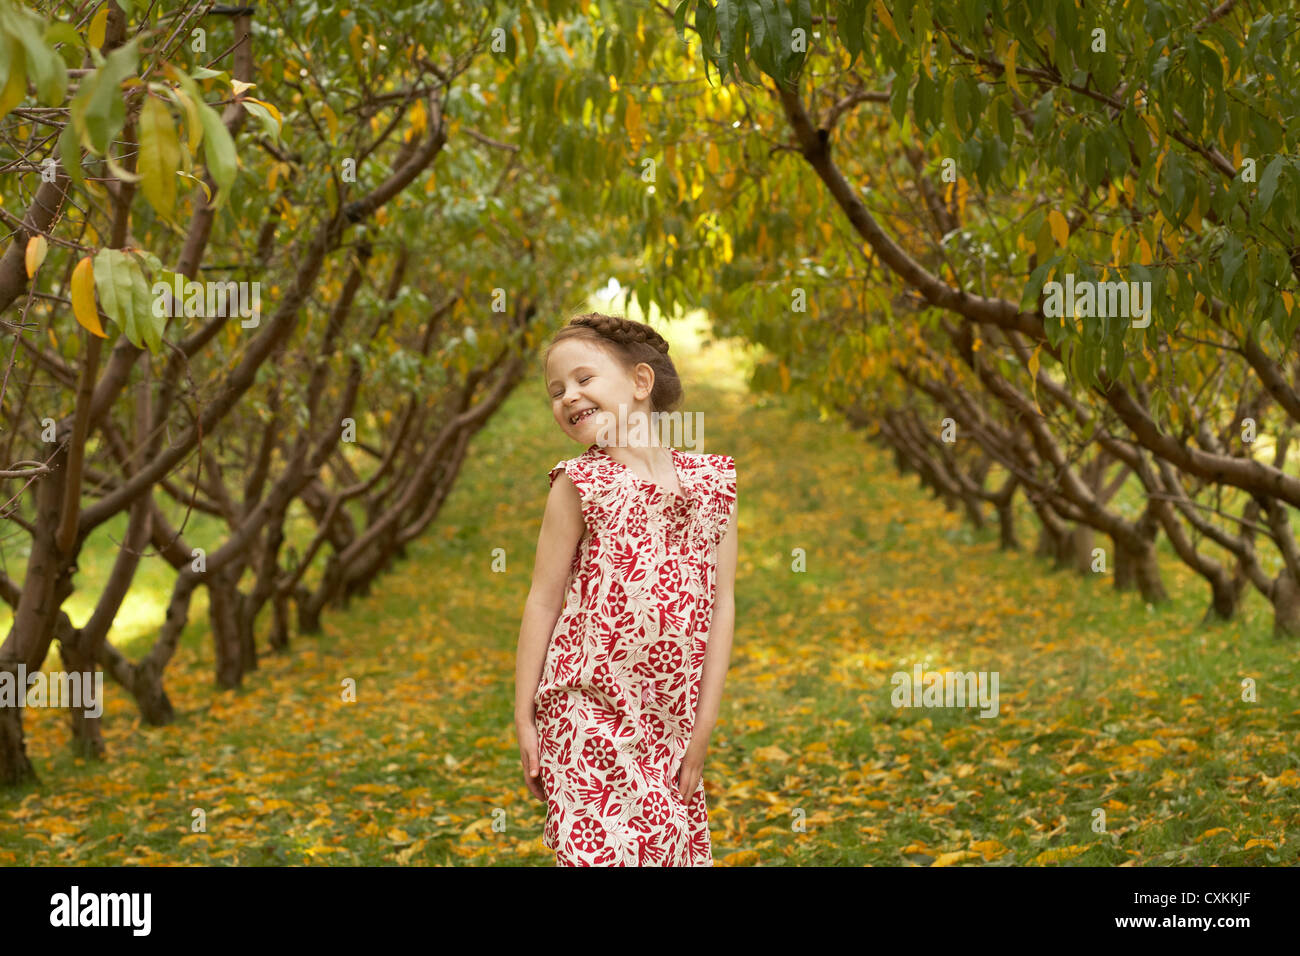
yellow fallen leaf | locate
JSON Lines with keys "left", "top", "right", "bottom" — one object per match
{"left": 970, "top": 840, "right": 1008, "bottom": 860}
{"left": 716, "top": 849, "right": 759, "bottom": 866}
{"left": 751, "top": 745, "right": 790, "bottom": 763}
{"left": 1195, "top": 828, "right": 1231, "bottom": 842}
{"left": 932, "top": 850, "right": 981, "bottom": 867}
{"left": 1033, "top": 845, "right": 1089, "bottom": 864}
{"left": 1243, "top": 839, "right": 1276, "bottom": 851}
{"left": 460, "top": 818, "right": 494, "bottom": 841}
{"left": 397, "top": 838, "right": 426, "bottom": 864}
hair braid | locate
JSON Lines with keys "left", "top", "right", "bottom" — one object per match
{"left": 544, "top": 312, "right": 683, "bottom": 413}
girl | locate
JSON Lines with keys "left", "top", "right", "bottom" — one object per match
{"left": 514, "top": 313, "right": 739, "bottom": 866}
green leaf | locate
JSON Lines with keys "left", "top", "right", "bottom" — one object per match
{"left": 1258, "top": 155, "right": 1285, "bottom": 215}
{"left": 58, "top": 120, "right": 84, "bottom": 190}
{"left": 92, "top": 248, "right": 140, "bottom": 343}
{"left": 72, "top": 38, "right": 138, "bottom": 155}
{"left": 240, "top": 99, "right": 282, "bottom": 142}
{"left": 0, "top": 36, "right": 27, "bottom": 120}
{"left": 9, "top": 7, "right": 68, "bottom": 104}
{"left": 138, "top": 95, "right": 180, "bottom": 216}
{"left": 43, "top": 22, "right": 82, "bottom": 54}
{"left": 197, "top": 100, "right": 237, "bottom": 207}
{"left": 674, "top": 0, "right": 691, "bottom": 42}
{"left": 168, "top": 65, "right": 209, "bottom": 150}
{"left": 1220, "top": 234, "right": 1245, "bottom": 296}
{"left": 129, "top": 256, "right": 162, "bottom": 353}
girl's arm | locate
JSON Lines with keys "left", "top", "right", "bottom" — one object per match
{"left": 514, "top": 473, "right": 585, "bottom": 722}
{"left": 687, "top": 502, "right": 739, "bottom": 752}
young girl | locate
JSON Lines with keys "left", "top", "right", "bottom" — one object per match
{"left": 514, "top": 313, "right": 739, "bottom": 866}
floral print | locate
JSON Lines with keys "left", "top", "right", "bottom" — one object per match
{"left": 535, "top": 443, "right": 737, "bottom": 866}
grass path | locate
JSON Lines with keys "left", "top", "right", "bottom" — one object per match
{"left": 3, "top": 321, "right": 1297, "bottom": 865}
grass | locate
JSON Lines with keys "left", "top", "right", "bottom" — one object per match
{"left": 1, "top": 305, "right": 1297, "bottom": 865}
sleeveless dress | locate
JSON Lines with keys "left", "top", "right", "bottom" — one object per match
{"left": 535, "top": 443, "right": 738, "bottom": 866}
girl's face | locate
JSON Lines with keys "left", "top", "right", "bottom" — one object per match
{"left": 546, "top": 339, "right": 654, "bottom": 444}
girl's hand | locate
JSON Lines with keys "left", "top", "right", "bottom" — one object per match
{"left": 515, "top": 710, "right": 546, "bottom": 802}
{"left": 675, "top": 742, "right": 707, "bottom": 802}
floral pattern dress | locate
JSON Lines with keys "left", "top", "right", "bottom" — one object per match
{"left": 535, "top": 443, "right": 738, "bottom": 866}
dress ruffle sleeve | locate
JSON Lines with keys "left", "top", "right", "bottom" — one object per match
{"left": 703, "top": 454, "right": 737, "bottom": 548}
{"left": 549, "top": 456, "right": 605, "bottom": 529}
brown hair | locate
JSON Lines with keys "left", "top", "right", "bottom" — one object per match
{"left": 545, "top": 312, "right": 683, "bottom": 413}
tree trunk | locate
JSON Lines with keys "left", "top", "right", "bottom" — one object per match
{"left": 0, "top": 695, "right": 36, "bottom": 785}
{"left": 1114, "top": 539, "right": 1168, "bottom": 603}
{"left": 1271, "top": 572, "right": 1300, "bottom": 639}
{"left": 57, "top": 631, "right": 105, "bottom": 760}
{"left": 210, "top": 569, "right": 245, "bottom": 689}
{"left": 996, "top": 498, "right": 1019, "bottom": 551}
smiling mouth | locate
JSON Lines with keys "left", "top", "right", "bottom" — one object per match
{"left": 569, "top": 407, "right": 598, "bottom": 425}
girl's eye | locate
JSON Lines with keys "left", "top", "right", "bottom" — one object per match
{"left": 579, "top": 376, "right": 591, "bottom": 383}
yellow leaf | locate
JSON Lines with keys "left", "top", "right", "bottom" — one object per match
{"left": 931, "top": 850, "right": 981, "bottom": 867}
{"left": 88, "top": 7, "right": 109, "bottom": 49}
{"left": 386, "top": 828, "right": 412, "bottom": 844}
{"left": 25, "top": 235, "right": 47, "bottom": 277}
{"left": 1048, "top": 210, "right": 1070, "bottom": 248}
{"left": 246, "top": 97, "right": 282, "bottom": 128}
{"left": 1111, "top": 227, "right": 1130, "bottom": 264}
{"left": 874, "top": 0, "right": 900, "bottom": 41}
{"left": 0, "top": 44, "right": 26, "bottom": 121}
{"left": 1243, "top": 839, "right": 1276, "bottom": 851}
{"left": 396, "top": 838, "right": 426, "bottom": 864}
{"left": 460, "top": 817, "right": 494, "bottom": 840}
{"left": 349, "top": 25, "right": 364, "bottom": 67}
{"left": 624, "top": 98, "right": 642, "bottom": 148}
{"left": 1033, "top": 845, "right": 1089, "bottom": 864}
{"left": 70, "top": 257, "right": 105, "bottom": 338}
{"left": 970, "top": 840, "right": 1008, "bottom": 860}
{"left": 138, "top": 95, "right": 179, "bottom": 216}
{"left": 716, "top": 849, "right": 759, "bottom": 866}
{"left": 751, "top": 744, "right": 790, "bottom": 762}
{"left": 1005, "top": 40, "right": 1021, "bottom": 97}
{"left": 1195, "top": 828, "right": 1231, "bottom": 842}
{"left": 1027, "top": 344, "right": 1043, "bottom": 415}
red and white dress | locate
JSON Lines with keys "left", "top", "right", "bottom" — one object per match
{"left": 535, "top": 443, "right": 738, "bottom": 866}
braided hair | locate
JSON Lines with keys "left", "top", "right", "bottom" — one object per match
{"left": 545, "top": 312, "right": 683, "bottom": 413}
